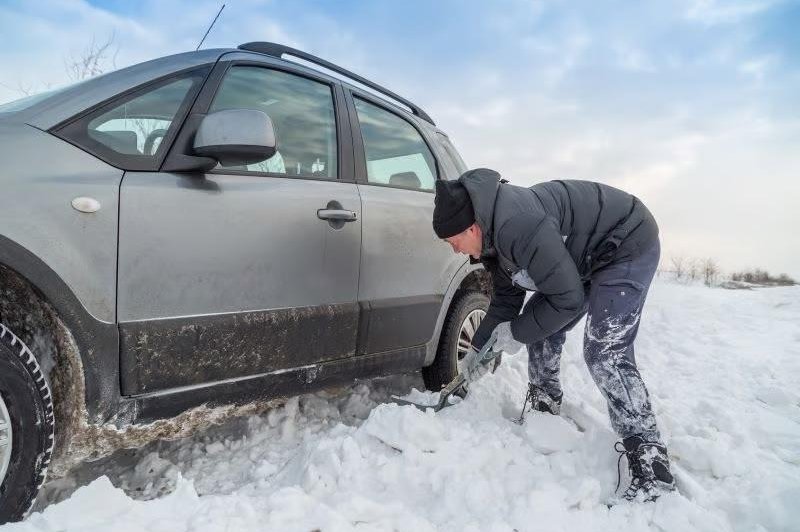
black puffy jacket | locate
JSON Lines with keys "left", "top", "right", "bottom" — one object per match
{"left": 464, "top": 169, "right": 659, "bottom": 349}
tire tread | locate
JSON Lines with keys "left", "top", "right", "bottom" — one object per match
{"left": 0, "top": 322, "right": 56, "bottom": 519}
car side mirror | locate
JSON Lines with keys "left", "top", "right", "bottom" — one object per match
{"left": 192, "top": 109, "right": 277, "bottom": 166}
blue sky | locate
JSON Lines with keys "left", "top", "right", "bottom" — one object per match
{"left": 1, "top": 0, "right": 799, "bottom": 277}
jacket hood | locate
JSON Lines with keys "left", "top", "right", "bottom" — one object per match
{"left": 458, "top": 168, "right": 502, "bottom": 256}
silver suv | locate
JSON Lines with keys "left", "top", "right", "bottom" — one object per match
{"left": 0, "top": 42, "right": 490, "bottom": 521}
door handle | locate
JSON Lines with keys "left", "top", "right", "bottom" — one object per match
{"left": 317, "top": 209, "right": 357, "bottom": 222}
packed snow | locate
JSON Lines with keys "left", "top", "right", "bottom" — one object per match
{"left": 5, "top": 279, "right": 800, "bottom": 532}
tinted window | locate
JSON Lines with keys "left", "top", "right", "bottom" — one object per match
{"left": 209, "top": 66, "right": 337, "bottom": 178}
{"left": 56, "top": 70, "right": 205, "bottom": 169}
{"left": 354, "top": 98, "right": 437, "bottom": 191}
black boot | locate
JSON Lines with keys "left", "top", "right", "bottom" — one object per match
{"left": 514, "top": 383, "right": 562, "bottom": 424}
{"left": 615, "top": 435, "right": 676, "bottom": 502}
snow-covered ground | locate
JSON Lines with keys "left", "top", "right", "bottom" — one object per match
{"left": 5, "top": 279, "right": 800, "bottom": 532}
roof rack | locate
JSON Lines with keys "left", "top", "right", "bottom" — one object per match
{"left": 237, "top": 42, "right": 435, "bottom": 125}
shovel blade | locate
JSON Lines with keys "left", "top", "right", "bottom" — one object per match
{"left": 390, "top": 395, "right": 450, "bottom": 412}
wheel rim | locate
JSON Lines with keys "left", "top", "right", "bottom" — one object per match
{"left": 456, "top": 308, "right": 486, "bottom": 373}
{"left": 0, "top": 392, "right": 12, "bottom": 488}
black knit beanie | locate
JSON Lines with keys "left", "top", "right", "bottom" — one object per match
{"left": 433, "top": 179, "right": 475, "bottom": 238}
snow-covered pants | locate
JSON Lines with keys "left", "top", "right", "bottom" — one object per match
{"left": 526, "top": 240, "right": 662, "bottom": 443}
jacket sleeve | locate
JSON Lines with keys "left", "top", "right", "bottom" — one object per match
{"left": 499, "top": 213, "right": 585, "bottom": 344}
{"left": 470, "top": 259, "right": 525, "bottom": 350}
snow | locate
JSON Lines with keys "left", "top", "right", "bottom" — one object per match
{"left": 5, "top": 280, "right": 800, "bottom": 532}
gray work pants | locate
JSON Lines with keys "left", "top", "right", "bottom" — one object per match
{"left": 526, "top": 240, "right": 662, "bottom": 443}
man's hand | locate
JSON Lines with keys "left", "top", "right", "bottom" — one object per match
{"left": 455, "top": 332, "right": 506, "bottom": 397}
{"left": 492, "top": 321, "right": 524, "bottom": 354}
{"left": 461, "top": 346, "right": 486, "bottom": 382}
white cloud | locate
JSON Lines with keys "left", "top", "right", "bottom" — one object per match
{"left": 614, "top": 132, "right": 709, "bottom": 196}
{"left": 738, "top": 55, "right": 779, "bottom": 84}
{"left": 685, "top": 0, "right": 776, "bottom": 24}
{"left": 613, "top": 44, "right": 657, "bottom": 73}
{"left": 460, "top": 98, "right": 514, "bottom": 127}
{"left": 520, "top": 28, "right": 591, "bottom": 87}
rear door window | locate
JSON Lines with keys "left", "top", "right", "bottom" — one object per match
{"left": 436, "top": 132, "right": 468, "bottom": 178}
{"left": 354, "top": 97, "right": 438, "bottom": 191}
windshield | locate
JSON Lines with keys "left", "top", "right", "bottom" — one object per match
{"left": 0, "top": 80, "right": 87, "bottom": 114}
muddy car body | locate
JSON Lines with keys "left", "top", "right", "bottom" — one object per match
{"left": 0, "top": 42, "right": 490, "bottom": 521}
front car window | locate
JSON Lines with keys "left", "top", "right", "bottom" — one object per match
{"left": 354, "top": 97, "right": 438, "bottom": 191}
{"left": 209, "top": 66, "right": 337, "bottom": 178}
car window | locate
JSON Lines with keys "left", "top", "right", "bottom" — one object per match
{"left": 209, "top": 66, "right": 337, "bottom": 178}
{"left": 436, "top": 132, "right": 468, "bottom": 178}
{"left": 354, "top": 97, "right": 437, "bottom": 191}
{"left": 56, "top": 70, "right": 206, "bottom": 170}
{"left": 91, "top": 117, "right": 174, "bottom": 155}
{"left": 87, "top": 78, "right": 194, "bottom": 157}
{"left": 435, "top": 137, "right": 459, "bottom": 179}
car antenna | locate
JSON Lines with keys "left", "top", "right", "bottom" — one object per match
{"left": 196, "top": 3, "right": 225, "bottom": 51}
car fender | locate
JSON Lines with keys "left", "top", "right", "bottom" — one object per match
{"left": 0, "top": 235, "right": 119, "bottom": 423}
{"left": 424, "top": 258, "right": 487, "bottom": 366}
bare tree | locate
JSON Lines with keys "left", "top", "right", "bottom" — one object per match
{"left": 702, "top": 258, "right": 720, "bottom": 286}
{"left": 731, "top": 269, "right": 797, "bottom": 286}
{"left": 687, "top": 258, "right": 701, "bottom": 282}
{"left": 1, "top": 35, "right": 117, "bottom": 103}
{"left": 0, "top": 80, "right": 35, "bottom": 97}
{"left": 64, "top": 33, "right": 119, "bottom": 81}
{"left": 670, "top": 256, "right": 686, "bottom": 281}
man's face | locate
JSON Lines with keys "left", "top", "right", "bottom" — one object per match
{"left": 444, "top": 223, "right": 482, "bottom": 258}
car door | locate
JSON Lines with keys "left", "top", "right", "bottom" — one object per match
{"left": 346, "top": 91, "right": 457, "bottom": 355}
{"left": 115, "top": 62, "right": 361, "bottom": 395}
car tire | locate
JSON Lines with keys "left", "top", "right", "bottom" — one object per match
{"left": 422, "top": 291, "right": 489, "bottom": 391}
{"left": 0, "top": 323, "right": 55, "bottom": 524}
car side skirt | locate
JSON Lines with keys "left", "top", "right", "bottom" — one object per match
{"left": 119, "top": 303, "right": 361, "bottom": 395}
{"left": 123, "top": 343, "right": 426, "bottom": 423}
{"left": 119, "top": 295, "right": 443, "bottom": 396}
